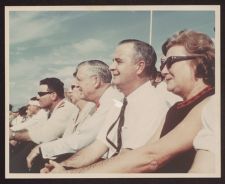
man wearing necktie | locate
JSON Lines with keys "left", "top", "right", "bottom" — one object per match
{"left": 42, "top": 39, "right": 170, "bottom": 173}
{"left": 26, "top": 60, "right": 123, "bottom": 172}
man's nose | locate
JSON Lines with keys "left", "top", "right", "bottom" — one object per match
{"left": 109, "top": 61, "right": 116, "bottom": 71}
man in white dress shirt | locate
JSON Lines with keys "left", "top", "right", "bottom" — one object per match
{"left": 25, "top": 79, "right": 97, "bottom": 171}
{"left": 9, "top": 77, "right": 77, "bottom": 143}
{"left": 9, "top": 77, "right": 78, "bottom": 173}
{"left": 10, "top": 97, "right": 48, "bottom": 132}
{"left": 42, "top": 39, "right": 170, "bottom": 173}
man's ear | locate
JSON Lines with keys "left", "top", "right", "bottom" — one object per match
{"left": 51, "top": 92, "right": 58, "bottom": 101}
{"left": 92, "top": 75, "right": 101, "bottom": 89}
{"left": 136, "top": 60, "right": 145, "bottom": 75}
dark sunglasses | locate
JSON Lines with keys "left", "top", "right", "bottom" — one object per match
{"left": 37, "top": 91, "right": 53, "bottom": 97}
{"left": 71, "top": 84, "right": 80, "bottom": 90}
{"left": 160, "top": 55, "right": 204, "bottom": 71}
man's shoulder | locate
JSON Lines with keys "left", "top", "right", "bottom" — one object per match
{"left": 102, "top": 85, "right": 124, "bottom": 101}
{"left": 54, "top": 99, "right": 78, "bottom": 114}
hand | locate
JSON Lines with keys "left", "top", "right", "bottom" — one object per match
{"left": 26, "top": 145, "right": 40, "bottom": 169}
{"left": 9, "top": 129, "right": 14, "bottom": 140}
{"left": 49, "top": 160, "right": 66, "bottom": 173}
{"left": 148, "top": 160, "right": 159, "bottom": 171}
{"left": 40, "top": 162, "right": 55, "bottom": 173}
{"left": 40, "top": 160, "right": 66, "bottom": 173}
{"left": 9, "top": 140, "right": 18, "bottom": 146}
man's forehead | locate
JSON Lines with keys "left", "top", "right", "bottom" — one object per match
{"left": 39, "top": 84, "right": 48, "bottom": 91}
{"left": 76, "top": 65, "right": 90, "bottom": 77}
{"left": 114, "top": 43, "right": 135, "bottom": 58}
{"left": 72, "top": 78, "right": 79, "bottom": 85}
{"left": 116, "top": 42, "right": 134, "bottom": 51}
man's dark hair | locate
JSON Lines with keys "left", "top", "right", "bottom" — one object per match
{"left": 18, "top": 106, "right": 28, "bottom": 116}
{"left": 40, "top": 78, "right": 65, "bottom": 98}
{"left": 119, "top": 39, "right": 157, "bottom": 80}
{"left": 9, "top": 104, "right": 13, "bottom": 111}
{"left": 30, "top": 96, "right": 38, "bottom": 101}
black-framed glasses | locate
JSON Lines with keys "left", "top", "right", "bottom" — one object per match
{"left": 37, "top": 91, "right": 53, "bottom": 97}
{"left": 160, "top": 55, "right": 204, "bottom": 71}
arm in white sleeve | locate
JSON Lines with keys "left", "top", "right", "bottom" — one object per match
{"left": 11, "top": 109, "right": 48, "bottom": 131}
{"left": 41, "top": 105, "right": 108, "bottom": 158}
{"left": 28, "top": 105, "right": 78, "bottom": 144}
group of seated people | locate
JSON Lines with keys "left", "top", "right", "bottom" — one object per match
{"left": 8, "top": 29, "right": 218, "bottom": 174}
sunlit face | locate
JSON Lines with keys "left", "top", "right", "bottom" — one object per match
{"left": 110, "top": 43, "right": 138, "bottom": 92}
{"left": 161, "top": 45, "right": 197, "bottom": 97}
{"left": 75, "top": 66, "right": 96, "bottom": 101}
{"left": 26, "top": 104, "right": 39, "bottom": 117}
{"left": 37, "top": 84, "right": 54, "bottom": 109}
{"left": 70, "top": 79, "right": 84, "bottom": 104}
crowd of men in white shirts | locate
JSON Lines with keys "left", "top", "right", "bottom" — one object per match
{"left": 9, "top": 30, "right": 217, "bottom": 174}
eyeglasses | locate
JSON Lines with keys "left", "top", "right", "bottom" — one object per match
{"left": 160, "top": 55, "right": 204, "bottom": 71}
{"left": 37, "top": 91, "right": 53, "bottom": 97}
{"left": 71, "top": 85, "right": 79, "bottom": 90}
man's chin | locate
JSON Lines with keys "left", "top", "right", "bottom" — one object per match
{"left": 166, "top": 85, "right": 174, "bottom": 92}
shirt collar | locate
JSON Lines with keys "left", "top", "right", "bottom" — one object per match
{"left": 98, "top": 85, "right": 123, "bottom": 106}
{"left": 126, "top": 81, "right": 153, "bottom": 102}
{"left": 51, "top": 98, "right": 65, "bottom": 113}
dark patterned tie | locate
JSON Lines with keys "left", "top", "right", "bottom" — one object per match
{"left": 47, "top": 111, "right": 52, "bottom": 119}
{"left": 106, "top": 98, "right": 128, "bottom": 154}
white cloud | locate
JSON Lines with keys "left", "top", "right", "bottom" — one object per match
{"left": 73, "top": 38, "right": 107, "bottom": 54}
{"left": 10, "top": 12, "right": 71, "bottom": 44}
{"left": 39, "top": 66, "right": 75, "bottom": 88}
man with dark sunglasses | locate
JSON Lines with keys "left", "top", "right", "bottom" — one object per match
{"left": 9, "top": 77, "right": 78, "bottom": 172}
{"left": 28, "top": 60, "right": 122, "bottom": 173}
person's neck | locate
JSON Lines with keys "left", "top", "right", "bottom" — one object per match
{"left": 93, "top": 83, "right": 111, "bottom": 105}
{"left": 49, "top": 98, "right": 63, "bottom": 112}
{"left": 182, "top": 81, "right": 209, "bottom": 101}
{"left": 76, "top": 100, "right": 87, "bottom": 110}
{"left": 122, "top": 77, "right": 149, "bottom": 97}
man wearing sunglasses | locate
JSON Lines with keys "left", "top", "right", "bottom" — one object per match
{"left": 10, "top": 77, "right": 78, "bottom": 172}
{"left": 26, "top": 58, "right": 123, "bottom": 172}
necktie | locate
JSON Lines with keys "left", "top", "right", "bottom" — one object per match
{"left": 106, "top": 98, "right": 128, "bottom": 154}
{"left": 47, "top": 111, "right": 52, "bottom": 119}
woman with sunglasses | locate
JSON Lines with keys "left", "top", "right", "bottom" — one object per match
{"left": 152, "top": 29, "right": 215, "bottom": 172}
{"left": 56, "top": 30, "right": 216, "bottom": 173}
{"left": 132, "top": 29, "right": 215, "bottom": 173}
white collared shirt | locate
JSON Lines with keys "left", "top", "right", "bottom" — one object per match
{"left": 10, "top": 109, "right": 48, "bottom": 131}
{"left": 97, "top": 81, "right": 170, "bottom": 158}
{"left": 40, "top": 86, "right": 123, "bottom": 159}
{"left": 28, "top": 99, "right": 79, "bottom": 144}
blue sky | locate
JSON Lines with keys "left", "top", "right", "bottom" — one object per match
{"left": 8, "top": 8, "right": 215, "bottom": 109}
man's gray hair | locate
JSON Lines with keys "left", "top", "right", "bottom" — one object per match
{"left": 73, "top": 60, "right": 112, "bottom": 83}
